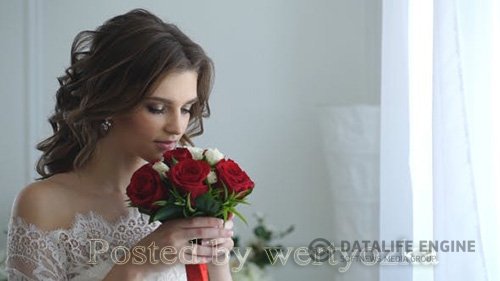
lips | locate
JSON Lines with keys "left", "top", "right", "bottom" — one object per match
{"left": 154, "top": 140, "right": 177, "bottom": 151}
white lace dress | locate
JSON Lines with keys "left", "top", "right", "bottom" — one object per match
{"left": 6, "top": 208, "right": 187, "bottom": 281}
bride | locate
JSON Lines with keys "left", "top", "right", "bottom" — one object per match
{"left": 6, "top": 9, "right": 234, "bottom": 281}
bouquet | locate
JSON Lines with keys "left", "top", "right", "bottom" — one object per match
{"left": 126, "top": 147, "right": 254, "bottom": 224}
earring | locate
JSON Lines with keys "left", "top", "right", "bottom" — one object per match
{"left": 100, "top": 119, "right": 112, "bottom": 134}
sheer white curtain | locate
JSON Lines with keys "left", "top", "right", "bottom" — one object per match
{"left": 381, "top": 0, "right": 499, "bottom": 280}
{"left": 432, "top": 0, "right": 497, "bottom": 280}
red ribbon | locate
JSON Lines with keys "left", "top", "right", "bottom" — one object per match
{"left": 186, "top": 264, "right": 208, "bottom": 281}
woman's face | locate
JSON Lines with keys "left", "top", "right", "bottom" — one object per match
{"left": 109, "top": 70, "right": 198, "bottom": 162}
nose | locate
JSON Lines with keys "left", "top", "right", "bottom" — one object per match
{"left": 164, "top": 110, "right": 184, "bottom": 136}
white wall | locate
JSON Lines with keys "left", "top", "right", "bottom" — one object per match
{"left": 379, "top": 1, "right": 413, "bottom": 280}
{"left": 0, "top": 1, "right": 381, "bottom": 280}
{"left": 0, "top": 0, "right": 28, "bottom": 249}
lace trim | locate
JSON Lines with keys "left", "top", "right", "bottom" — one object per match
{"left": 6, "top": 209, "right": 186, "bottom": 281}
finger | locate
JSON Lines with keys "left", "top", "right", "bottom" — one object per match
{"left": 212, "top": 241, "right": 233, "bottom": 260}
{"left": 178, "top": 253, "right": 212, "bottom": 264}
{"left": 214, "top": 238, "right": 234, "bottom": 252}
{"left": 184, "top": 228, "right": 233, "bottom": 240}
{"left": 201, "top": 237, "right": 232, "bottom": 247}
{"left": 182, "top": 244, "right": 218, "bottom": 257}
{"left": 201, "top": 238, "right": 221, "bottom": 246}
{"left": 223, "top": 219, "right": 233, "bottom": 230}
{"left": 181, "top": 243, "right": 232, "bottom": 258}
{"left": 179, "top": 217, "right": 224, "bottom": 229}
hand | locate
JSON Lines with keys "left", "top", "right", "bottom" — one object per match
{"left": 201, "top": 218, "right": 235, "bottom": 266}
{"left": 204, "top": 216, "right": 235, "bottom": 280}
{"left": 156, "top": 217, "right": 233, "bottom": 261}
{"left": 103, "top": 217, "right": 234, "bottom": 280}
{"left": 129, "top": 217, "right": 233, "bottom": 275}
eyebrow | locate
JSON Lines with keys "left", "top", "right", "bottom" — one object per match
{"left": 145, "top": 96, "right": 198, "bottom": 105}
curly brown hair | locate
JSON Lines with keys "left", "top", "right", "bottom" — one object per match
{"left": 36, "top": 9, "right": 214, "bottom": 178}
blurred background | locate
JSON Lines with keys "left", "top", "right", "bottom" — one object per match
{"left": 0, "top": 1, "right": 497, "bottom": 281}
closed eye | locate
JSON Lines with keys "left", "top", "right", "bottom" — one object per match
{"left": 147, "top": 104, "right": 166, "bottom": 114}
{"left": 181, "top": 107, "right": 192, "bottom": 115}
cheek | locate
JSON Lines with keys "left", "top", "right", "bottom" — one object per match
{"left": 116, "top": 113, "right": 162, "bottom": 138}
{"left": 130, "top": 116, "right": 156, "bottom": 134}
{"left": 182, "top": 116, "right": 191, "bottom": 130}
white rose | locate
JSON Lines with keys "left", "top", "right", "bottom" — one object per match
{"left": 207, "top": 171, "right": 218, "bottom": 184}
{"left": 152, "top": 161, "right": 169, "bottom": 176}
{"left": 186, "top": 146, "right": 205, "bottom": 160}
{"left": 204, "top": 148, "right": 225, "bottom": 165}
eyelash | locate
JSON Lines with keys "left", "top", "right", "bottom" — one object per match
{"left": 146, "top": 105, "right": 192, "bottom": 115}
{"left": 147, "top": 105, "right": 165, "bottom": 114}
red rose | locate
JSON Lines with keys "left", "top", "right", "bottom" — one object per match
{"left": 215, "top": 159, "right": 254, "bottom": 194}
{"left": 168, "top": 159, "right": 210, "bottom": 200}
{"left": 126, "top": 164, "right": 168, "bottom": 211}
{"left": 163, "top": 147, "right": 192, "bottom": 166}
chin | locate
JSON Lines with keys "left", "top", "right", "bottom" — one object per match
{"left": 139, "top": 153, "right": 163, "bottom": 164}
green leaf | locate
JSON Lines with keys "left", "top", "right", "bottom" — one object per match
{"left": 235, "top": 199, "right": 250, "bottom": 205}
{"left": 192, "top": 211, "right": 204, "bottom": 216}
{"left": 153, "top": 200, "right": 168, "bottom": 207}
{"left": 195, "top": 192, "right": 222, "bottom": 216}
{"left": 186, "top": 194, "right": 196, "bottom": 213}
{"left": 254, "top": 225, "right": 272, "bottom": 241}
{"left": 138, "top": 207, "right": 152, "bottom": 216}
{"left": 229, "top": 207, "right": 248, "bottom": 225}
{"left": 236, "top": 189, "right": 252, "bottom": 198}
{"left": 223, "top": 183, "right": 229, "bottom": 200}
{"left": 152, "top": 205, "right": 184, "bottom": 222}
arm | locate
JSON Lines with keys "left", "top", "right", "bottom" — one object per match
{"left": 101, "top": 264, "right": 143, "bottom": 281}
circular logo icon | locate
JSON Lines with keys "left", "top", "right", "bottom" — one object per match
{"left": 308, "top": 238, "right": 334, "bottom": 262}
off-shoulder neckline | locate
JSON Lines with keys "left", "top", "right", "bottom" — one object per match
{"left": 9, "top": 208, "right": 152, "bottom": 235}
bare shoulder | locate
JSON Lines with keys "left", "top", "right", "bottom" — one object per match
{"left": 12, "top": 178, "right": 76, "bottom": 231}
